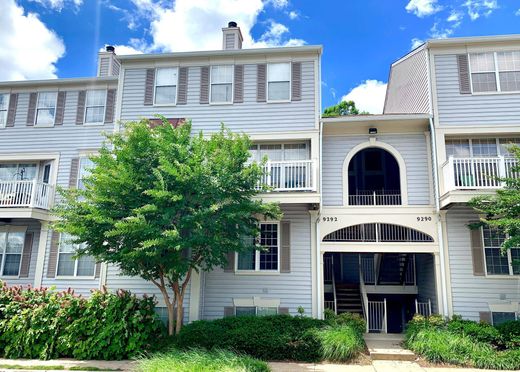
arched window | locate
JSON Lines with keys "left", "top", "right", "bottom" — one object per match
{"left": 323, "top": 223, "right": 434, "bottom": 243}
{"left": 348, "top": 148, "right": 401, "bottom": 205}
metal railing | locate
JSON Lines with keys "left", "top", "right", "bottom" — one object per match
{"left": 324, "top": 255, "right": 333, "bottom": 283}
{"left": 404, "top": 255, "right": 416, "bottom": 286}
{"left": 259, "top": 160, "right": 316, "bottom": 192}
{"left": 367, "top": 299, "right": 387, "bottom": 333}
{"left": 359, "top": 257, "right": 370, "bottom": 332}
{"left": 361, "top": 255, "right": 375, "bottom": 285}
{"left": 348, "top": 190, "right": 401, "bottom": 206}
{"left": 324, "top": 301, "right": 336, "bottom": 312}
{"left": 0, "top": 180, "right": 55, "bottom": 210}
{"left": 443, "top": 156, "right": 519, "bottom": 191}
{"left": 415, "top": 299, "right": 432, "bottom": 317}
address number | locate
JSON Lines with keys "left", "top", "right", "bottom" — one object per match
{"left": 417, "top": 216, "right": 432, "bottom": 222}
{"left": 322, "top": 217, "right": 338, "bottom": 222}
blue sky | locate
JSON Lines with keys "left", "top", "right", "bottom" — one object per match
{"left": 2, "top": 0, "right": 520, "bottom": 113}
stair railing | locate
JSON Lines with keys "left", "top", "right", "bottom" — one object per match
{"left": 331, "top": 255, "right": 337, "bottom": 315}
{"left": 415, "top": 298, "right": 432, "bottom": 317}
{"left": 374, "top": 253, "right": 382, "bottom": 287}
{"left": 359, "top": 255, "right": 369, "bottom": 332}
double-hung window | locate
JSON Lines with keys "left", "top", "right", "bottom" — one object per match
{"left": 237, "top": 222, "right": 279, "bottom": 272}
{"left": 0, "top": 230, "right": 25, "bottom": 276}
{"left": 210, "top": 65, "right": 233, "bottom": 103}
{"left": 482, "top": 226, "right": 520, "bottom": 276}
{"left": 35, "top": 92, "right": 57, "bottom": 126}
{"left": 0, "top": 93, "right": 9, "bottom": 128}
{"left": 154, "top": 67, "right": 178, "bottom": 105}
{"left": 235, "top": 306, "right": 278, "bottom": 316}
{"left": 267, "top": 63, "right": 290, "bottom": 101}
{"left": 56, "top": 233, "right": 96, "bottom": 277}
{"left": 469, "top": 51, "right": 520, "bottom": 93}
{"left": 84, "top": 90, "right": 106, "bottom": 124}
{"left": 78, "top": 157, "right": 94, "bottom": 190}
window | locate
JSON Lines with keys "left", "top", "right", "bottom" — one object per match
{"left": 84, "top": 90, "right": 106, "bottom": 124}
{"left": 154, "top": 67, "right": 178, "bottom": 105}
{"left": 267, "top": 63, "right": 290, "bottom": 101}
{"left": 249, "top": 143, "right": 308, "bottom": 162}
{"left": 56, "top": 233, "right": 96, "bottom": 277}
{"left": 210, "top": 65, "right": 233, "bottom": 103}
{"left": 482, "top": 226, "right": 520, "bottom": 276}
{"left": 0, "top": 163, "right": 37, "bottom": 181}
{"left": 472, "top": 138, "right": 498, "bottom": 157}
{"left": 35, "top": 92, "right": 57, "bottom": 126}
{"left": 78, "top": 157, "right": 94, "bottom": 190}
{"left": 0, "top": 230, "right": 25, "bottom": 276}
{"left": 235, "top": 306, "right": 278, "bottom": 316}
{"left": 469, "top": 51, "right": 520, "bottom": 93}
{"left": 499, "top": 138, "right": 520, "bottom": 156}
{"left": 236, "top": 222, "right": 279, "bottom": 272}
{"left": 0, "top": 93, "right": 8, "bottom": 128}
{"left": 492, "top": 312, "right": 517, "bottom": 326}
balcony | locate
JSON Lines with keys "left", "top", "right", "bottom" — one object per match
{"left": 0, "top": 180, "right": 55, "bottom": 210}
{"left": 348, "top": 190, "right": 401, "bottom": 206}
{"left": 260, "top": 160, "right": 317, "bottom": 192}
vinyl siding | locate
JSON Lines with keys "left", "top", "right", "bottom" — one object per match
{"left": 120, "top": 61, "right": 316, "bottom": 133}
{"left": 416, "top": 253, "right": 438, "bottom": 313}
{"left": 322, "top": 134, "right": 432, "bottom": 206}
{"left": 201, "top": 204, "right": 312, "bottom": 319}
{"left": 446, "top": 206, "right": 520, "bottom": 321}
{"left": 98, "top": 57, "right": 110, "bottom": 77}
{"left": 384, "top": 48, "right": 431, "bottom": 114}
{"left": 434, "top": 54, "right": 520, "bottom": 126}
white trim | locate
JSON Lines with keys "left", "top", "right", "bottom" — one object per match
{"left": 83, "top": 89, "right": 107, "bottom": 126}
{"left": 55, "top": 233, "right": 96, "bottom": 279}
{"left": 481, "top": 226, "right": 520, "bottom": 277}
{"left": 235, "top": 221, "right": 281, "bottom": 274}
{"left": 188, "top": 269, "right": 201, "bottom": 322}
{"left": 341, "top": 140, "right": 409, "bottom": 206}
{"left": 209, "top": 64, "right": 234, "bottom": 105}
{"left": 266, "top": 62, "right": 291, "bottom": 103}
{"left": 34, "top": 91, "right": 58, "bottom": 127}
{"left": 34, "top": 221, "right": 49, "bottom": 288}
{"left": 0, "top": 226, "right": 28, "bottom": 278}
{"left": 153, "top": 67, "right": 179, "bottom": 106}
{"left": 468, "top": 51, "right": 520, "bottom": 94}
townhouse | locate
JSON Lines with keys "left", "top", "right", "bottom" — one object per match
{"left": 0, "top": 24, "right": 518, "bottom": 331}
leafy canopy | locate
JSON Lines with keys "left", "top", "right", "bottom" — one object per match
{"left": 322, "top": 100, "right": 369, "bottom": 117}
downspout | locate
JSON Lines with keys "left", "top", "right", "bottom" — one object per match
{"left": 316, "top": 52, "right": 323, "bottom": 319}
{"left": 429, "top": 117, "right": 449, "bottom": 317}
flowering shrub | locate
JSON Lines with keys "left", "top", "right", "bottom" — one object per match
{"left": 0, "top": 281, "right": 164, "bottom": 360}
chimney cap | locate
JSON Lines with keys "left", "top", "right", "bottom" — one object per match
{"left": 228, "top": 21, "right": 238, "bottom": 28}
{"left": 106, "top": 45, "right": 115, "bottom": 53}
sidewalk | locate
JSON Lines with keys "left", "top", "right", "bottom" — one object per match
{"left": 0, "top": 358, "right": 136, "bottom": 371}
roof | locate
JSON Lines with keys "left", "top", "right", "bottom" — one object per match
{"left": 321, "top": 113, "right": 432, "bottom": 124}
{"left": 0, "top": 76, "right": 118, "bottom": 88}
{"left": 426, "top": 33, "right": 520, "bottom": 48}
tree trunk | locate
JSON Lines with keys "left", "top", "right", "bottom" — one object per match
{"left": 151, "top": 275, "right": 177, "bottom": 336}
{"left": 175, "top": 291, "right": 184, "bottom": 335}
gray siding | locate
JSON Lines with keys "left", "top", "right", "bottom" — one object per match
{"left": 98, "top": 57, "right": 110, "bottom": 77}
{"left": 201, "top": 204, "right": 312, "bottom": 319}
{"left": 322, "top": 133, "right": 432, "bottom": 206}
{"left": 384, "top": 48, "right": 431, "bottom": 114}
{"left": 416, "top": 253, "right": 438, "bottom": 314}
{"left": 120, "top": 61, "right": 316, "bottom": 133}
{"left": 434, "top": 54, "right": 520, "bottom": 126}
{"left": 446, "top": 206, "right": 520, "bottom": 320}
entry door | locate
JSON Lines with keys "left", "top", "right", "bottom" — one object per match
{"left": 38, "top": 161, "right": 53, "bottom": 205}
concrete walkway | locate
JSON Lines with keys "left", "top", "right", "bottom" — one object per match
{"left": 363, "top": 333, "right": 416, "bottom": 361}
{"left": 0, "top": 358, "right": 136, "bottom": 371}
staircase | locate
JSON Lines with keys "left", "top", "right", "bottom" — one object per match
{"left": 335, "top": 283, "right": 363, "bottom": 315}
{"left": 377, "top": 253, "right": 410, "bottom": 285}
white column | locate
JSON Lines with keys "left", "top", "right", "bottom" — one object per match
{"left": 188, "top": 269, "right": 201, "bottom": 323}
{"left": 309, "top": 210, "right": 318, "bottom": 318}
{"left": 433, "top": 252, "right": 445, "bottom": 316}
{"left": 33, "top": 221, "right": 49, "bottom": 288}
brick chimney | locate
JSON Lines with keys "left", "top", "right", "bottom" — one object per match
{"left": 97, "top": 45, "right": 121, "bottom": 77}
{"left": 222, "top": 21, "right": 243, "bottom": 50}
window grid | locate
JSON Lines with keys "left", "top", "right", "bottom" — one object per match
{"left": 56, "top": 233, "right": 95, "bottom": 277}
{"left": 267, "top": 62, "right": 291, "bottom": 102}
{"left": 78, "top": 157, "right": 94, "bottom": 190}
{"left": 35, "top": 92, "right": 58, "bottom": 126}
{"left": 482, "top": 226, "right": 519, "bottom": 276}
{"left": 236, "top": 222, "right": 280, "bottom": 272}
{"left": 0, "top": 93, "right": 9, "bottom": 128}
{"left": 154, "top": 67, "right": 178, "bottom": 105}
{"left": 0, "top": 231, "right": 25, "bottom": 277}
{"left": 210, "top": 65, "right": 233, "bottom": 103}
{"left": 445, "top": 138, "right": 520, "bottom": 158}
{"left": 249, "top": 143, "right": 308, "bottom": 162}
{"left": 492, "top": 312, "right": 517, "bottom": 326}
{"left": 469, "top": 51, "right": 520, "bottom": 93}
{"left": 84, "top": 90, "right": 106, "bottom": 124}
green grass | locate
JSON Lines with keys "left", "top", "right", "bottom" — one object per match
{"left": 314, "top": 325, "right": 365, "bottom": 362}
{"left": 136, "top": 348, "right": 270, "bottom": 372}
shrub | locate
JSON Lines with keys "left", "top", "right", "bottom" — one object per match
{"left": 447, "top": 316, "right": 501, "bottom": 345}
{"left": 313, "top": 325, "right": 365, "bottom": 362}
{"left": 331, "top": 312, "right": 366, "bottom": 335}
{"left": 496, "top": 320, "right": 520, "bottom": 349}
{"left": 0, "top": 282, "right": 164, "bottom": 360}
{"left": 137, "top": 348, "right": 269, "bottom": 372}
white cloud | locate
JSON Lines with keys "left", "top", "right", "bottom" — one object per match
{"left": 0, "top": 0, "right": 65, "bottom": 81}
{"left": 341, "top": 80, "right": 387, "bottom": 115}
{"left": 430, "top": 22, "right": 456, "bottom": 39}
{"left": 254, "top": 20, "right": 306, "bottom": 48}
{"left": 463, "top": 0, "right": 498, "bottom": 20}
{"left": 515, "top": 8, "right": 520, "bottom": 16}
{"left": 28, "top": 0, "right": 83, "bottom": 11}
{"left": 101, "top": 45, "right": 143, "bottom": 55}
{"left": 447, "top": 10, "right": 463, "bottom": 22}
{"left": 405, "top": 0, "right": 442, "bottom": 17}
{"left": 270, "top": 0, "right": 289, "bottom": 8}
{"left": 288, "top": 10, "right": 299, "bottom": 19}
{"left": 411, "top": 38, "right": 424, "bottom": 49}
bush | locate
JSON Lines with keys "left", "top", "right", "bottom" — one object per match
{"left": 313, "top": 325, "right": 365, "bottom": 362}
{"left": 447, "top": 316, "right": 501, "bottom": 345}
{"left": 496, "top": 320, "right": 520, "bottom": 349}
{"left": 0, "top": 282, "right": 164, "bottom": 360}
{"left": 137, "top": 348, "right": 269, "bottom": 372}
{"left": 328, "top": 312, "right": 366, "bottom": 335}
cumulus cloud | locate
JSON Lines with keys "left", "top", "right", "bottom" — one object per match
{"left": 463, "top": 0, "right": 498, "bottom": 20}
{"left": 101, "top": 44, "right": 143, "bottom": 55}
{"left": 516, "top": 8, "right": 520, "bottom": 16}
{"left": 411, "top": 38, "right": 425, "bottom": 49}
{"left": 0, "top": 0, "right": 65, "bottom": 81}
{"left": 447, "top": 10, "right": 463, "bottom": 22}
{"left": 341, "top": 80, "right": 387, "bottom": 115}
{"left": 288, "top": 10, "right": 299, "bottom": 19}
{"left": 28, "top": 0, "right": 83, "bottom": 11}
{"left": 405, "top": 0, "right": 442, "bottom": 17}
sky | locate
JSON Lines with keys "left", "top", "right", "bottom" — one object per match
{"left": 1, "top": 0, "right": 520, "bottom": 114}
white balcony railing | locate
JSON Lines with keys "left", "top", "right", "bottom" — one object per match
{"left": 260, "top": 160, "right": 316, "bottom": 192}
{"left": 443, "top": 156, "right": 519, "bottom": 192}
{"left": 0, "top": 180, "right": 55, "bottom": 210}
{"left": 348, "top": 190, "right": 401, "bottom": 206}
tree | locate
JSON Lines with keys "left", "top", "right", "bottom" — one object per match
{"left": 53, "top": 118, "right": 281, "bottom": 335}
{"left": 469, "top": 145, "right": 520, "bottom": 253}
{"left": 322, "top": 100, "right": 369, "bottom": 117}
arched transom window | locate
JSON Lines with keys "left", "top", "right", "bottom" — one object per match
{"left": 323, "top": 223, "right": 434, "bottom": 243}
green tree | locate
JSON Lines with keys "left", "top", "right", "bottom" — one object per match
{"left": 53, "top": 118, "right": 281, "bottom": 335}
{"left": 322, "top": 100, "right": 368, "bottom": 117}
{"left": 469, "top": 145, "right": 520, "bottom": 252}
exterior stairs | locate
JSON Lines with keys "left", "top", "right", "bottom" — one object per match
{"left": 377, "top": 253, "right": 409, "bottom": 285}
{"left": 335, "top": 283, "right": 363, "bottom": 315}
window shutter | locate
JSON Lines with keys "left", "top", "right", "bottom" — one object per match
{"left": 76, "top": 90, "right": 86, "bottom": 125}
{"left": 144, "top": 69, "right": 155, "bottom": 106}
{"left": 46, "top": 231, "right": 59, "bottom": 278}
{"left": 177, "top": 67, "right": 188, "bottom": 105}
{"left": 200, "top": 66, "right": 210, "bottom": 104}
{"left": 224, "top": 306, "right": 235, "bottom": 317}
{"left": 104, "top": 89, "right": 116, "bottom": 123}
{"left": 224, "top": 251, "right": 235, "bottom": 272}
{"left": 278, "top": 307, "right": 289, "bottom": 314}
{"left": 19, "top": 232, "right": 34, "bottom": 278}
{"left": 69, "top": 157, "right": 80, "bottom": 188}
{"left": 95, "top": 262, "right": 102, "bottom": 278}
{"left": 291, "top": 62, "right": 302, "bottom": 101}
{"left": 54, "top": 91, "right": 66, "bottom": 125}
{"left": 26, "top": 92, "right": 37, "bottom": 126}
{"left": 233, "top": 65, "right": 244, "bottom": 103}
{"left": 479, "top": 311, "right": 492, "bottom": 324}
{"left": 6, "top": 93, "right": 18, "bottom": 127}
{"left": 280, "top": 221, "right": 291, "bottom": 273}
{"left": 257, "top": 64, "right": 266, "bottom": 102}
{"left": 470, "top": 224, "right": 485, "bottom": 276}
{"left": 457, "top": 54, "right": 471, "bottom": 95}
